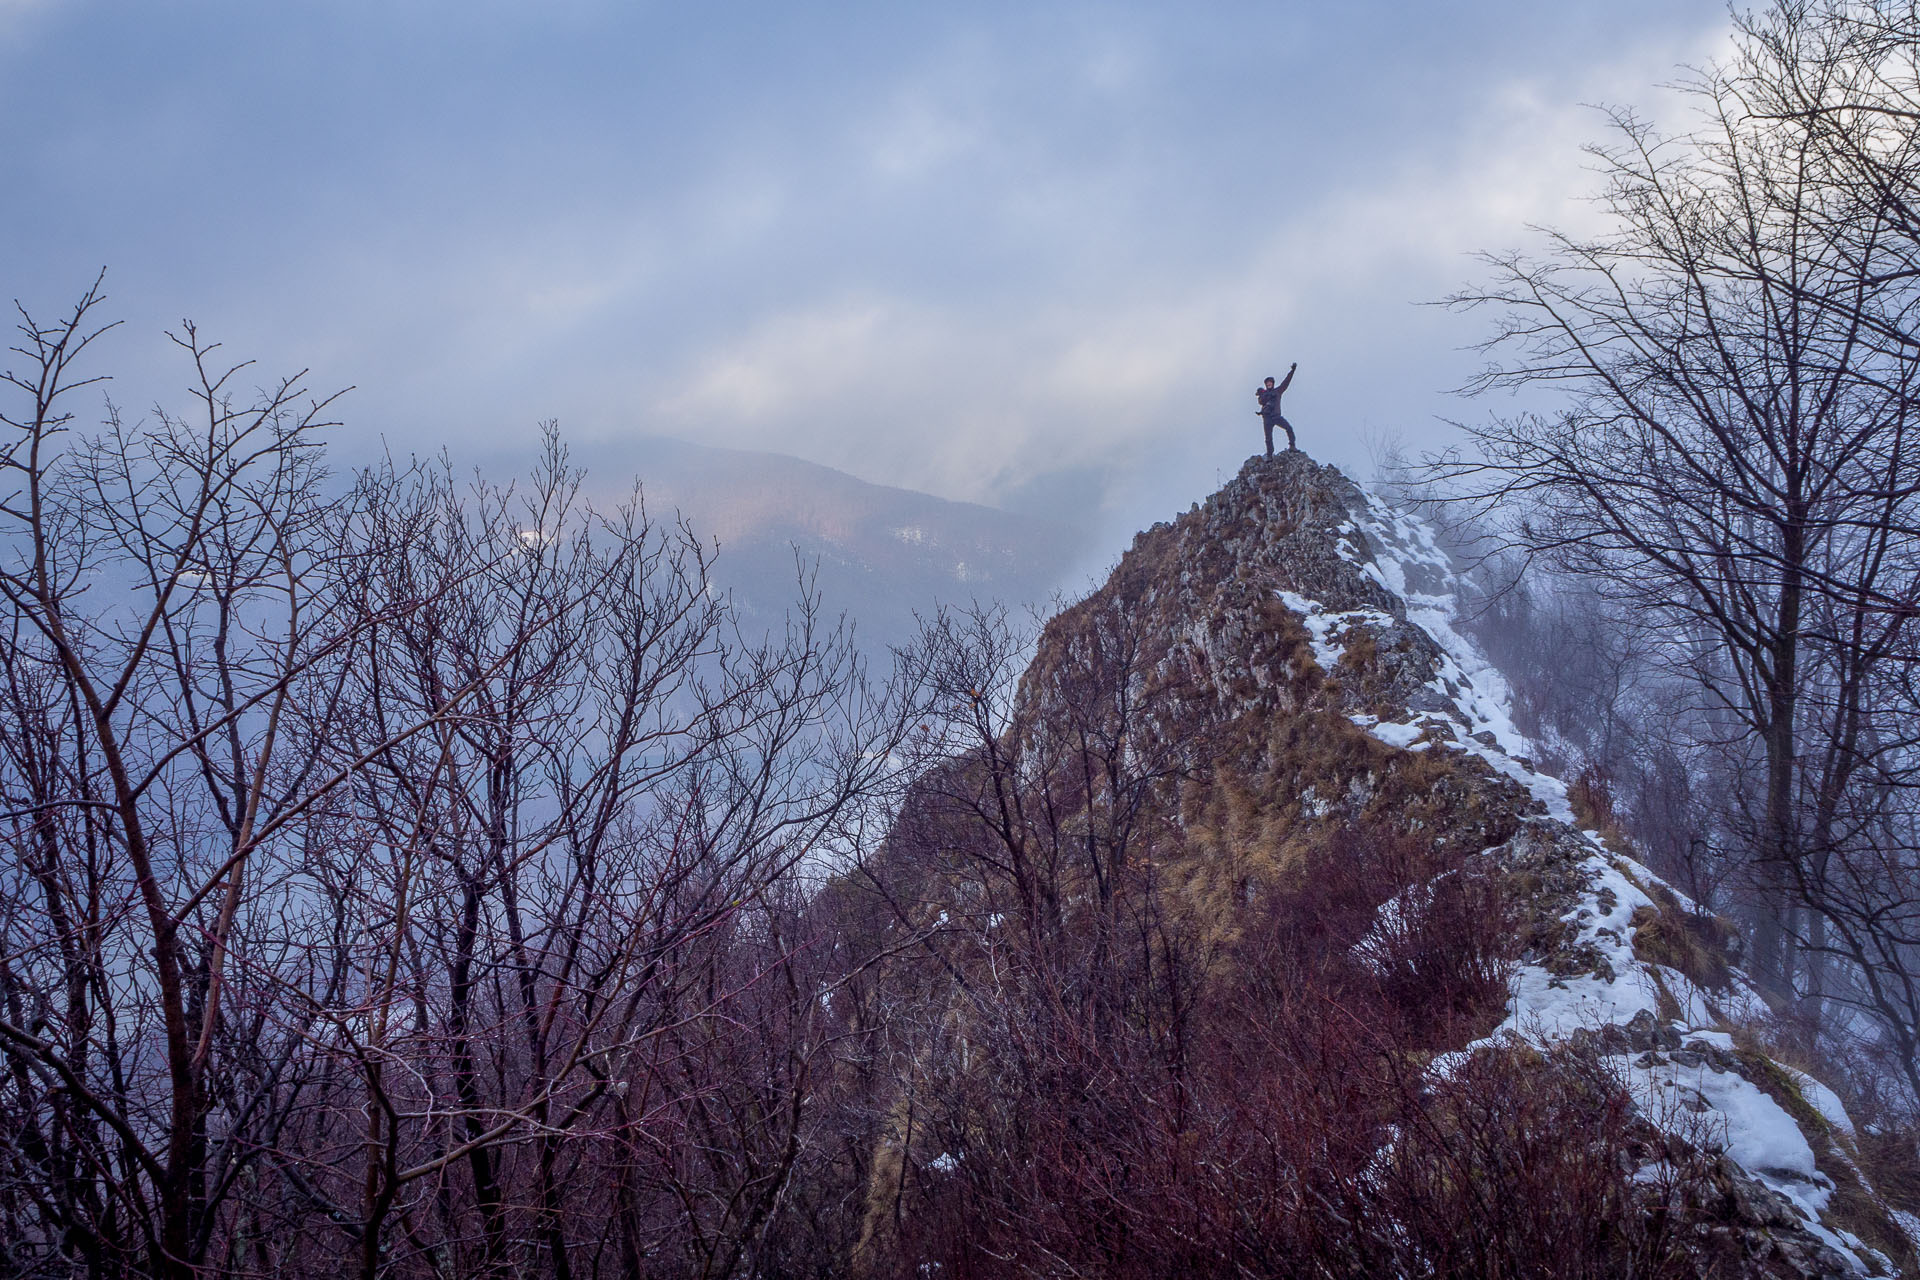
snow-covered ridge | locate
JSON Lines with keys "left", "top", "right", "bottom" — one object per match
{"left": 1277, "top": 473, "right": 1910, "bottom": 1276}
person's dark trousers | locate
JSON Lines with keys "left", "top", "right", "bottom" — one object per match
{"left": 1278, "top": 416, "right": 1295, "bottom": 450}
{"left": 1262, "top": 420, "right": 1275, "bottom": 455}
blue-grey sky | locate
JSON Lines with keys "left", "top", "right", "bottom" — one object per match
{"left": 3, "top": 0, "right": 1729, "bottom": 536}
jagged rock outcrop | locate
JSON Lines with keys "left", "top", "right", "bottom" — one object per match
{"left": 856, "top": 452, "right": 1920, "bottom": 1280}
{"left": 1014, "top": 454, "right": 1539, "bottom": 870}
{"left": 1147, "top": 455, "right": 1914, "bottom": 1275}
{"left": 851, "top": 451, "right": 1916, "bottom": 1278}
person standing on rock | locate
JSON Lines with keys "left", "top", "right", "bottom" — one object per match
{"left": 1255, "top": 363, "right": 1297, "bottom": 455}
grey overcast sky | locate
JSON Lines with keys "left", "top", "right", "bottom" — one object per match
{"left": 3, "top": 0, "right": 1730, "bottom": 534}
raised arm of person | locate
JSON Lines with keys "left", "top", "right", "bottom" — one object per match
{"left": 1277, "top": 362, "right": 1297, "bottom": 394}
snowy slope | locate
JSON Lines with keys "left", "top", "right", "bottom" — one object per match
{"left": 1276, "top": 474, "right": 1912, "bottom": 1277}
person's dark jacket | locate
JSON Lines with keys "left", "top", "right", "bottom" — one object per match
{"left": 1255, "top": 366, "right": 1295, "bottom": 422}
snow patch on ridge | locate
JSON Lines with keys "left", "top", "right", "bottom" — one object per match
{"left": 1351, "top": 714, "right": 1431, "bottom": 751}
{"left": 1612, "top": 1056, "right": 1882, "bottom": 1267}
{"left": 1498, "top": 853, "right": 1664, "bottom": 1040}
{"left": 1788, "top": 1068, "right": 1861, "bottom": 1140}
{"left": 1303, "top": 476, "right": 1893, "bottom": 1274}
{"left": 1340, "top": 503, "right": 1530, "bottom": 758}
{"left": 1276, "top": 589, "right": 1395, "bottom": 673}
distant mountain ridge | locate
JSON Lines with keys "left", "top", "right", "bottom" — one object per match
{"left": 569, "top": 434, "right": 1093, "bottom": 652}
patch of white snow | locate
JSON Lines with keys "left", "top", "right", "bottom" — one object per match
{"left": 1368, "top": 720, "right": 1427, "bottom": 749}
{"left": 1784, "top": 1067, "right": 1859, "bottom": 1140}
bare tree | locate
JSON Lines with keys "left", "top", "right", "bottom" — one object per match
{"left": 831, "top": 596, "right": 1685, "bottom": 1278}
{"left": 0, "top": 280, "right": 913, "bottom": 1278}
{"left": 0, "top": 276, "right": 407, "bottom": 1277}
{"left": 1441, "top": 1, "right": 1920, "bottom": 1104}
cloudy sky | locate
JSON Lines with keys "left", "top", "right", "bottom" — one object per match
{"left": 3, "top": 0, "right": 1730, "bottom": 537}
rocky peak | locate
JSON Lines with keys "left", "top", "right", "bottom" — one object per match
{"left": 1131, "top": 451, "right": 1406, "bottom": 614}
{"left": 1006, "top": 451, "right": 1915, "bottom": 1277}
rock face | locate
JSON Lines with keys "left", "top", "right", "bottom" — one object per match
{"left": 1015, "top": 453, "right": 1540, "bottom": 870}
{"left": 926, "top": 452, "right": 1915, "bottom": 1276}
